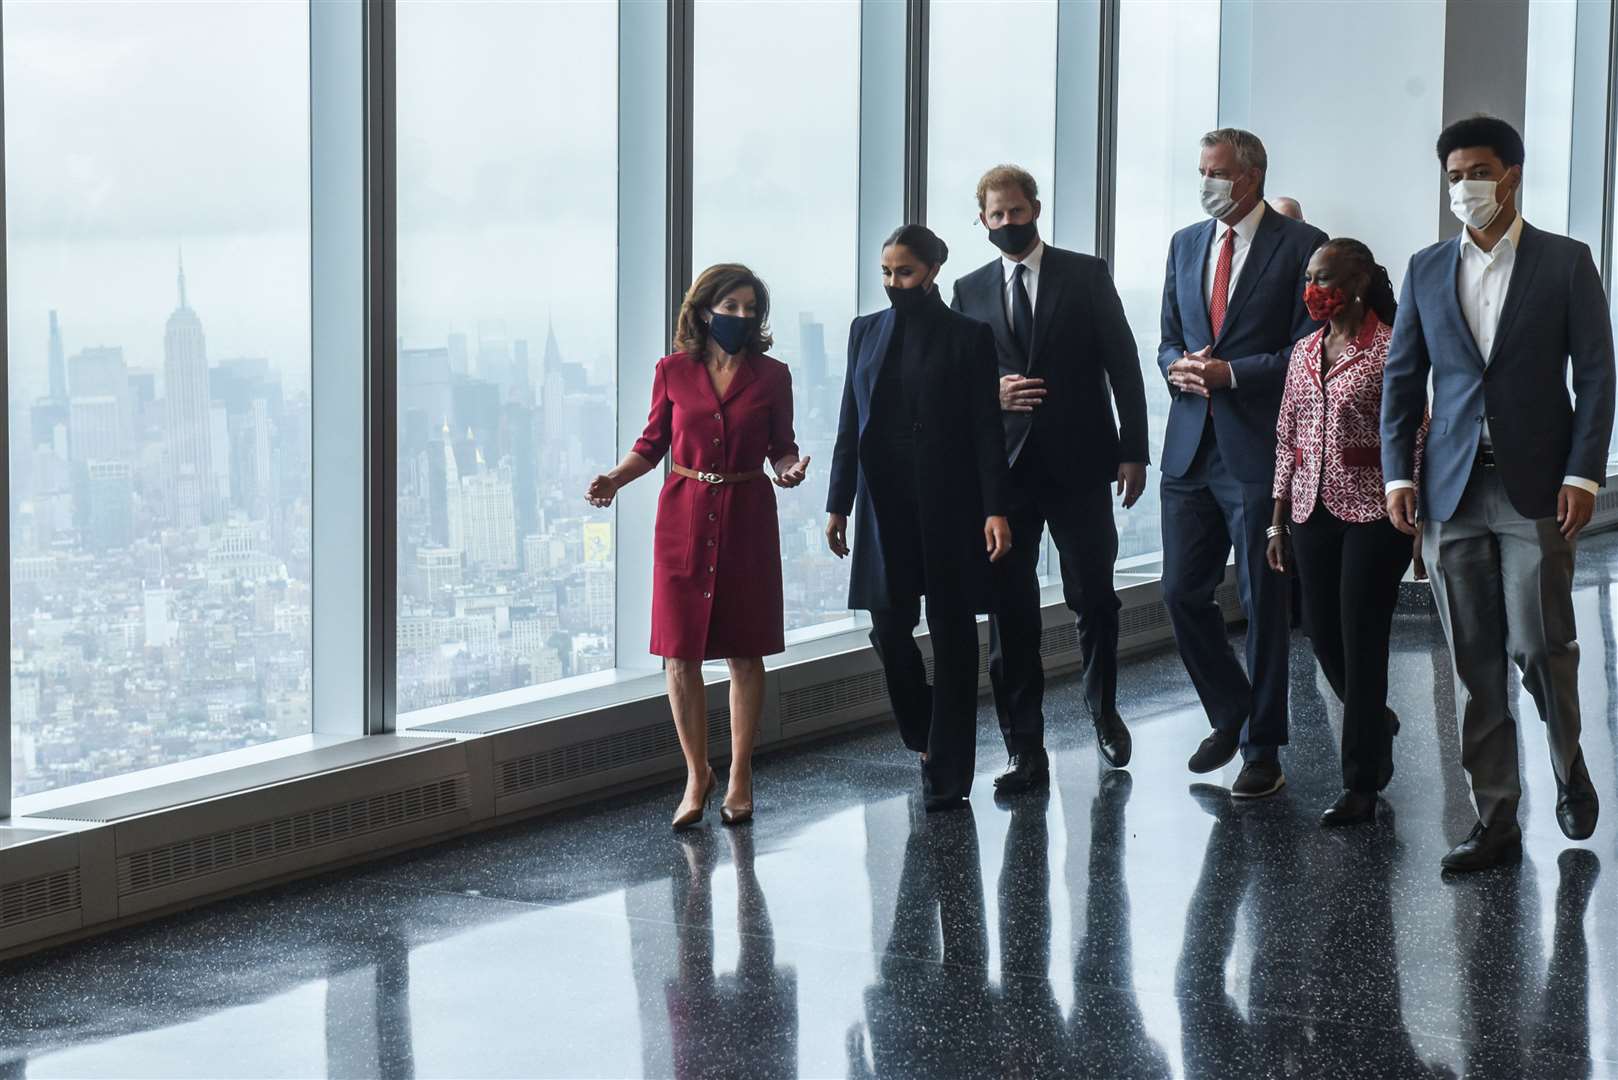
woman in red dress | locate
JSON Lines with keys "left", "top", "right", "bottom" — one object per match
{"left": 586, "top": 264, "right": 809, "bottom": 830}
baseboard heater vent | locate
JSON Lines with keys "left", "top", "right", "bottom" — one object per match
{"left": 118, "top": 775, "right": 471, "bottom": 896}
{"left": 1, "top": 868, "right": 82, "bottom": 930}
{"left": 497, "top": 708, "right": 731, "bottom": 798}
{"left": 780, "top": 670, "right": 889, "bottom": 728}
{"left": 1040, "top": 620, "right": 1079, "bottom": 658}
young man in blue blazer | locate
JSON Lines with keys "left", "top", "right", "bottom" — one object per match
{"left": 1382, "top": 116, "right": 1615, "bottom": 872}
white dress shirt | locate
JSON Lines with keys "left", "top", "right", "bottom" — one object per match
{"left": 1386, "top": 213, "right": 1597, "bottom": 496}
{"left": 1001, "top": 240, "right": 1045, "bottom": 324}
{"left": 1204, "top": 199, "right": 1266, "bottom": 309}
{"left": 1199, "top": 200, "right": 1266, "bottom": 388}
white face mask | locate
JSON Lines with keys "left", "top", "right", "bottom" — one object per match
{"left": 1449, "top": 178, "right": 1503, "bottom": 230}
{"left": 1200, "top": 175, "right": 1238, "bottom": 220}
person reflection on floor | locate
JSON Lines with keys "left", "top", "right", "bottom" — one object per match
{"left": 665, "top": 829, "right": 798, "bottom": 1080}
{"left": 992, "top": 791, "right": 1068, "bottom": 1077}
{"left": 1528, "top": 850, "right": 1600, "bottom": 1077}
{"left": 848, "top": 806, "right": 994, "bottom": 1079}
{"left": 1302, "top": 814, "right": 1445, "bottom": 1077}
{"left": 1068, "top": 772, "right": 1171, "bottom": 1079}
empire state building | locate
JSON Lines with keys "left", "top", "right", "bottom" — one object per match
{"left": 165, "top": 253, "right": 215, "bottom": 525}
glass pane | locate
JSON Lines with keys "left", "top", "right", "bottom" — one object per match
{"left": 1523, "top": 0, "right": 1577, "bottom": 234}
{"left": 1112, "top": 0, "right": 1221, "bottom": 568}
{"left": 395, "top": 3, "right": 617, "bottom": 712}
{"left": 5, "top": 1, "right": 312, "bottom": 797}
{"left": 925, "top": 0, "right": 1058, "bottom": 297}
{"left": 691, "top": 0, "right": 861, "bottom": 638}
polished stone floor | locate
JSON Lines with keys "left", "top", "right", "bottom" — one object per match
{"left": 6, "top": 544, "right": 1618, "bottom": 1079}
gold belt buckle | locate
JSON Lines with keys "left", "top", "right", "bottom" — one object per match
{"left": 697, "top": 471, "right": 723, "bottom": 485}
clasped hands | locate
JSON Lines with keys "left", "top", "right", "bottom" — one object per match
{"left": 1167, "top": 347, "right": 1232, "bottom": 398}
{"left": 1388, "top": 484, "right": 1594, "bottom": 541}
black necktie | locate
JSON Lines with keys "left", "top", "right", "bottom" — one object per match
{"left": 1011, "top": 262, "right": 1033, "bottom": 364}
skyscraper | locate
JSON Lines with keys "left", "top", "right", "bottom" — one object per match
{"left": 460, "top": 457, "right": 517, "bottom": 570}
{"left": 85, "top": 460, "right": 135, "bottom": 551}
{"left": 164, "top": 252, "right": 215, "bottom": 525}
{"left": 68, "top": 396, "right": 124, "bottom": 463}
{"left": 47, "top": 309, "right": 67, "bottom": 402}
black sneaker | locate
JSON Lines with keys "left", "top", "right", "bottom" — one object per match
{"left": 1188, "top": 727, "right": 1241, "bottom": 774}
{"left": 1231, "top": 760, "right": 1286, "bottom": 799}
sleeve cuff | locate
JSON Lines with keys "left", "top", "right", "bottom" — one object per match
{"left": 1384, "top": 480, "right": 1415, "bottom": 494}
{"left": 1564, "top": 476, "right": 1600, "bottom": 495}
{"left": 1226, "top": 365, "right": 1237, "bottom": 390}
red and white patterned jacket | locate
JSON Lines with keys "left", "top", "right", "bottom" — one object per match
{"left": 1274, "top": 313, "right": 1425, "bottom": 524}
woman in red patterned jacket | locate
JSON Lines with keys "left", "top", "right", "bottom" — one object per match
{"left": 1266, "top": 238, "right": 1425, "bottom": 827}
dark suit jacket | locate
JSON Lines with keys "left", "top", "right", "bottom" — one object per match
{"left": 950, "top": 245, "right": 1149, "bottom": 485}
{"left": 827, "top": 291, "right": 1008, "bottom": 612}
{"left": 1381, "top": 221, "right": 1615, "bottom": 522}
{"left": 1157, "top": 208, "right": 1327, "bottom": 482}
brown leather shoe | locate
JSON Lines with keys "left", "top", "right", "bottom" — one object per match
{"left": 672, "top": 768, "right": 717, "bottom": 831}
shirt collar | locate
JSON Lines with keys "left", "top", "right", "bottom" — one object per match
{"left": 1217, "top": 200, "right": 1266, "bottom": 245}
{"left": 1459, "top": 212, "right": 1525, "bottom": 260}
{"left": 1001, "top": 240, "right": 1046, "bottom": 281}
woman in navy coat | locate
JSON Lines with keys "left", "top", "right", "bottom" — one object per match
{"left": 826, "top": 224, "right": 1011, "bottom": 811}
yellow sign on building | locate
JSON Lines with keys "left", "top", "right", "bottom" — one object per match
{"left": 583, "top": 521, "right": 613, "bottom": 563}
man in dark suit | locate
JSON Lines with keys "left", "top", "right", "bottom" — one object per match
{"left": 1383, "top": 115, "right": 1615, "bottom": 872}
{"left": 950, "top": 165, "right": 1150, "bottom": 793}
{"left": 1158, "top": 128, "right": 1327, "bottom": 799}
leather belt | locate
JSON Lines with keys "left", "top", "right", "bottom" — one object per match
{"left": 672, "top": 463, "right": 767, "bottom": 485}
{"left": 1293, "top": 446, "right": 1381, "bottom": 468}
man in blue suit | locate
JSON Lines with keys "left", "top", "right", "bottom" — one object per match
{"left": 1158, "top": 128, "right": 1326, "bottom": 799}
{"left": 1383, "top": 116, "right": 1615, "bottom": 873}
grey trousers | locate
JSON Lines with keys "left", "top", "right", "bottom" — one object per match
{"left": 1424, "top": 467, "right": 1585, "bottom": 828}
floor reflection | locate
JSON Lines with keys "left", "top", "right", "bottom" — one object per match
{"left": 5, "top": 535, "right": 1618, "bottom": 1077}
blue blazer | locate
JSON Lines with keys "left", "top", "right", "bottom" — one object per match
{"left": 1157, "top": 208, "right": 1327, "bottom": 482}
{"left": 1381, "top": 222, "right": 1615, "bottom": 523}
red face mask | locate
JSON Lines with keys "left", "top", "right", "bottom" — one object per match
{"left": 1303, "top": 283, "right": 1348, "bottom": 322}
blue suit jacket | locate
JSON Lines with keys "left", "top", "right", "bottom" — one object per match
{"left": 1381, "top": 222, "right": 1615, "bottom": 523}
{"left": 1157, "top": 208, "right": 1327, "bottom": 482}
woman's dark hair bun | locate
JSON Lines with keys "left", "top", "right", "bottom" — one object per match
{"left": 883, "top": 223, "right": 948, "bottom": 267}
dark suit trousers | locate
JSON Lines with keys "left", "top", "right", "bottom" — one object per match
{"left": 870, "top": 598, "right": 980, "bottom": 803}
{"left": 988, "top": 448, "right": 1120, "bottom": 754}
{"left": 1289, "top": 507, "right": 1411, "bottom": 792}
{"left": 1160, "top": 431, "right": 1289, "bottom": 760}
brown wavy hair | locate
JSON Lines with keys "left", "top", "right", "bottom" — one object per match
{"left": 672, "top": 263, "right": 774, "bottom": 356}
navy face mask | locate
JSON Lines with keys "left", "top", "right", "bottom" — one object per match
{"left": 987, "top": 220, "right": 1038, "bottom": 255}
{"left": 707, "top": 313, "right": 753, "bottom": 355}
{"left": 885, "top": 283, "right": 933, "bottom": 313}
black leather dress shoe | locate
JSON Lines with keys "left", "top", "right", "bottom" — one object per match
{"left": 1441, "top": 822, "right": 1523, "bottom": 873}
{"left": 1231, "top": 760, "right": 1285, "bottom": 799}
{"left": 1093, "top": 710, "right": 1132, "bottom": 769}
{"left": 1320, "top": 790, "right": 1377, "bottom": 827}
{"left": 1188, "top": 727, "right": 1241, "bottom": 774}
{"left": 1556, "top": 778, "right": 1599, "bottom": 841}
{"left": 994, "top": 749, "right": 1051, "bottom": 793}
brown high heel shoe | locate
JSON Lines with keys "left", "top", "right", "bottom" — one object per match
{"left": 721, "top": 775, "right": 754, "bottom": 826}
{"left": 672, "top": 768, "right": 717, "bottom": 831}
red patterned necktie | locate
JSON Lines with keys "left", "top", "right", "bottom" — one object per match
{"left": 1209, "top": 227, "right": 1235, "bottom": 338}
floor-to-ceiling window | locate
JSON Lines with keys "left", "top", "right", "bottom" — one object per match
{"left": 394, "top": 2, "right": 618, "bottom": 712}
{"left": 691, "top": 0, "right": 861, "bottom": 640}
{"left": 1111, "top": 0, "right": 1221, "bottom": 569}
{"left": 5, "top": 0, "right": 313, "bottom": 796}
{"left": 925, "top": 0, "right": 1058, "bottom": 298}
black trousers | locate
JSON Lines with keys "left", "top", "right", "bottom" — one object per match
{"left": 1289, "top": 506, "right": 1411, "bottom": 792}
{"left": 988, "top": 450, "right": 1120, "bottom": 754}
{"left": 870, "top": 596, "right": 981, "bottom": 803}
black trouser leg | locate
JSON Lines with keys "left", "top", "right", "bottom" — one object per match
{"left": 1045, "top": 481, "right": 1122, "bottom": 718}
{"left": 870, "top": 598, "right": 931, "bottom": 755}
{"left": 988, "top": 463, "right": 1047, "bottom": 755}
{"left": 1292, "top": 509, "right": 1410, "bottom": 792}
{"left": 923, "top": 599, "right": 981, "bottom": 802}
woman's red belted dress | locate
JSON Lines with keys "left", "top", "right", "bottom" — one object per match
{"left": 632, "top": 352, "right": 797, "bottom": 660}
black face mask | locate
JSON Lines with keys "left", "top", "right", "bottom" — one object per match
{"left": 987, "top": 220, "right": 1038, "bottom": 255}
{"left": 707, "top": 313, "right": 753, "bottom": 355}
{"left": 884, "top": 283, "right": 933, "bottom": 314}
